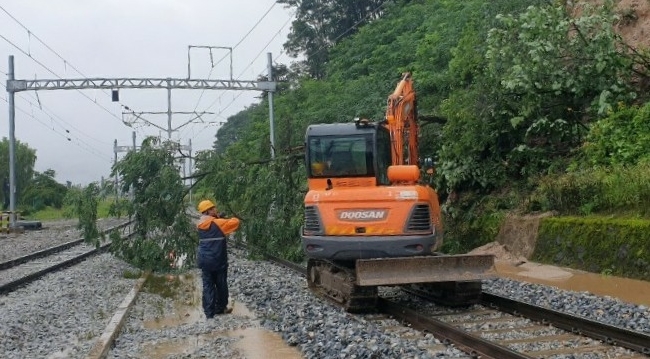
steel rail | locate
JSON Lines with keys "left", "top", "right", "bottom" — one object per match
{"left": 378, "top": 298, "right": 532, "bottom": 359}
{"left": 0, "top": 221, "right": 131, "bottom": 270}
{"left": 0, "top": 231, "right": 134, "bottom": 295}
{"left": 0, "top": 242, "right": 111, "bottom": 295}
{"left": 263, "top": 254, "right": 650, "bottom": 358}
{"left": 481, "top": 292, "right": 650, "bottom": 355}
{"left": 262, "top": 255, "right": 531, "bottom": 358}
{"left": 265, "top": 254, "right": 307, "bottom": 275}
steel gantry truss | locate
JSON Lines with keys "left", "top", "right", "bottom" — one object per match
{"left": 4, "top": 53, "right": 277, "bottom": 227}
{"left": 6, "top": 77, "right": 275, "bottom": 92}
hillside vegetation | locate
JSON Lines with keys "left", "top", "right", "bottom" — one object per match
{"left": 192, "top": 0, "right": 650, "bottom": 257}
{"left": 84, "top": 0, "right": 650, "bottom": 271}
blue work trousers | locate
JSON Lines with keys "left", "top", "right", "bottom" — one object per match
{"left": 201, "top": 268, "right": 228, "bottom": 318}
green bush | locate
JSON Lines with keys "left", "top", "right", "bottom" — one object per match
{"left": 442, "top": 192, "right": 511, "bottom": 253}
{"left": 581, "top": 102, "right": 650, "bottom": 167}
{"left": 531, "top": 162, "right": 650, "bottom": 217}
{"left": 533, "top": 217, "right": 650, "bottom": 280}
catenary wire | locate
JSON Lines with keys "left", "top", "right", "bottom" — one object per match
{"left": 0, "top": 79, "right": 113, "bottom": 147}
{"left": 195, "top": 1, "right": 390, "bottom": 137}
{"left": 0, "top": 95, "right": 112, "bottom": 162}
{"left": 190, "top": 14, "right": 294, "bottom": 129}
{"left": 188, "top": 1, "right": 278, "bottom": 121}
{"left": 0, "top": 4, "right": 142, "bottom": 117}
{"left": 0, "top": 33, "right": 129, "bottom": 125}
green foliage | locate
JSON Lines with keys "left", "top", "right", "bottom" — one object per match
{"left": 441, "top": 192, "right": 510, "bottom": 253}
{"left": 195, "top": 147, "right": 306, "bottom": 261}
{"left": 27, "top": 206, "right": 69, "bottom": 221}
{"left": 436, "top": 1, "right": 640, "bottom": 194}
{"left": 108, "top": 197, "right": 130, "bottom": 218}
{"left": 69, "top": 183, "right": 102, "bottom": 247}
{"left": 29, "top": 198, "right": 115, "bottom": 221}
{"left": 214, "top": 103, "right": 263, "bottom": 154}
{"left": 278, "top": 0, "right": 392, "bottom": 78}
{"left": 534, "top": 217, "right": 650, "bottom": 280}
{"left": 109, "top": 137, "right": 195, "bottom": 271}
{"left": 122, "top": 269, "right": 143, "bottom": 279}
{"left": 580, "top": 102, "right": 650, "bottom": 166}
{"left": 0, "top": 137, "right": 37, "bottom": 210}
{"left": 437, "top": 89, "right": 509, "bottom": 191}
{"left": 194, "top": 0, "right": 650, "bottom": 265}
{"left": 21, "top": 169, "right": 68, "bottom": 211}
{"left": 530, "top": 162, "right": 650, "bottom": 217}
{"left": 486, "top": 2, "right": 634, "bottom": 115}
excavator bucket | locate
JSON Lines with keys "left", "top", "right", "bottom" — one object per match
{"left": 355, "top": 254, "right": 495, "bottom": 286}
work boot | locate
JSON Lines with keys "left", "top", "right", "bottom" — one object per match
{"left": 215, "top": 307, "right": 233, "bottom": 315}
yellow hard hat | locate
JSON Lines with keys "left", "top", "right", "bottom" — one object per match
{"left": 197, "top": 200, "right": 216, "bottom": 213}
{"left": 312, "top": 162, "right": 325, "bottom": 175}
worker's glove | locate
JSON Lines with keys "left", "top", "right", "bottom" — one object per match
{"left": 218, "top": 212, "right": 228, "bottom": 218}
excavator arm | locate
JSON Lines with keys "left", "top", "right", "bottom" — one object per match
{"left": 385, "top": 72, "right": 419, "bottom": 167}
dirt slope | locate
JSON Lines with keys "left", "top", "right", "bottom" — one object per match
{"left": 613, "top": 0, "right": 650, "bottom": 50}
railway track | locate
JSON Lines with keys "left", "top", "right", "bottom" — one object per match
{"left": 0, "top": 221, "right": 132, "bottom": 295}
{"left": 269, "top": 255, "right": 650, "bottom": 359}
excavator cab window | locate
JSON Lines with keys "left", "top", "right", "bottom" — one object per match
{"left": 376, "top": 127, "right": 391, "bottom": 185}
{"left": 308, "top": 135, "right": 373, "bottom": 177}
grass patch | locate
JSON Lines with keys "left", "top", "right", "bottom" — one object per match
{"left": 26, "top": 199, "right": 116, "bottom": 221}
{"left": 122, "top": 269, "right": 143, "bottom": 279}
{"left": 26, "top": 206, "right": 70, "bottom": 221}
{"left": 530, "top": 162, "right": 650, "bottom": 218}
{"left": 142, "top": 274, "right": 182, "bottom": 299}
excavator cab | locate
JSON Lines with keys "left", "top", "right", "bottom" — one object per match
{"left": 305, "top": 121, "right": 392, "bottom": 186}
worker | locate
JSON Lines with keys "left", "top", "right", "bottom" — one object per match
{"left": 196, "top": 199, "right": 241, "bottom": 318}
{"left": 311, "top": 162, "right": 326, "bottom": 176}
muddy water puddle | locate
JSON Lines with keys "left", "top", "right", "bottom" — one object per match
{"left": 139, "top": 274, "right": 302, "bottom": 358}
{"left": 140, "top": 328, "right": 302, "bottom": 359}
{"left": 496, "top": 261, "right": 650, "bottom": 306}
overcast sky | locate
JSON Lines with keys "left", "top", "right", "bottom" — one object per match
{"left": 0, "top": 0, "right": 294, "bottom": 185}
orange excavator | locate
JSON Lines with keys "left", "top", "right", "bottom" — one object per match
{"left": 301, "top": 73, "right": 494, "bottom": 311}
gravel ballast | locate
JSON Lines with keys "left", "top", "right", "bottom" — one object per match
{"left": 1, "top": 222, "right": 649, "bottom": 358}
{"left": 0, "top": 254, "right": 138, "bottom": 359}
{"left": 0, "top": 218, "right": 127, "bottom": 262}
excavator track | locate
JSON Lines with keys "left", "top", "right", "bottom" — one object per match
{"left": 307, "top": 259, "right": 378, "bottom": 313}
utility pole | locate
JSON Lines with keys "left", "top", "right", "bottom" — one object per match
{"left": 188, "top": 138, "right": 193, "bottom": 203}
{"left": 7, "top": 56, "right": 16, "bottom": 226}
{"left": 114, "top": 136, "right": 140, "bottom": 199}
{"left": 267, "top": 52, "right": 276, "bottom": 159}
{"left": 113, "top": 139, "right": 119, "bottom": 199}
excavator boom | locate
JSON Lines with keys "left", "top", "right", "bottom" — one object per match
{"left": 385, "top": 72, "right": 419, "bottom": 166}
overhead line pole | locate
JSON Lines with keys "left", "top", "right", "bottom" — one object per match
{"left": 167, "top": 78, "right": 172, "bottom": 139}
{"left": 267, "top": 52, "right": 275, "bottom": 159}
{"left": 7, "top": 56, "right": 16, "bottom": 226}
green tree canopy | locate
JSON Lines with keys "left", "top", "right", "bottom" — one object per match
{"left": 0, "top": 137, "right": 37, "bottom": 210}
{"left": 22, "top": 169, "right": 68, "bottom": 210}
{"left": 109, "top": 137, "right": 195, "bottom": 270}
{"left": 279, "top": 0, "right": 392, "bottom": 79}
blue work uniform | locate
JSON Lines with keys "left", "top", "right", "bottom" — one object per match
{"left": 196, "top": 214, "right": 240, "bottom": 318}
